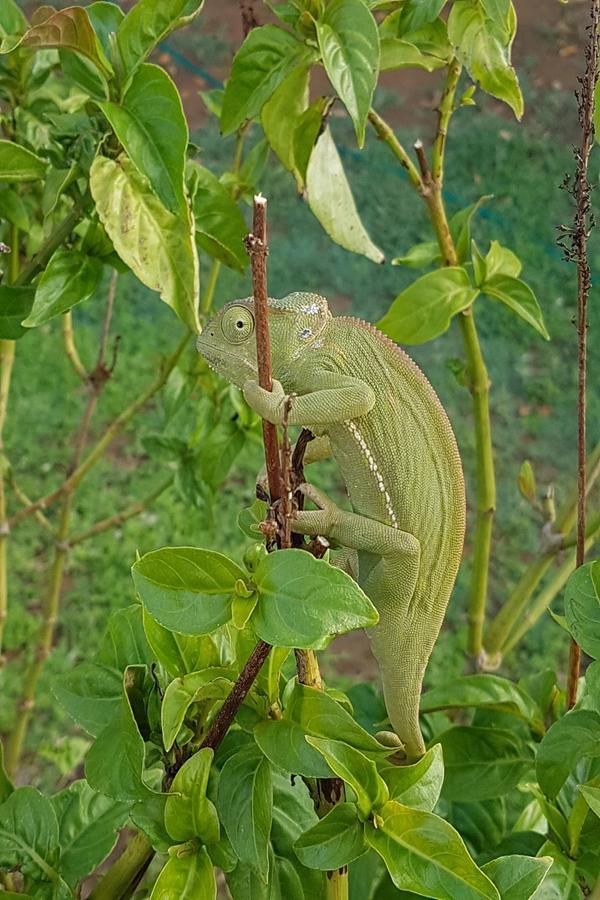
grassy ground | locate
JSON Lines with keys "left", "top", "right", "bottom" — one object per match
{"left": 3, "top": 9, "right": 599, "bottom": 785}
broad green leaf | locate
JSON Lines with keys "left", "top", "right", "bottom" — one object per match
{"left": 252, "top": 548, "right": 378, "bottom": 649}
{"left": 316, "top": 0, "right": 380, "bottom": 146}
{"left": 434, "top": 726, "right": 534, "bottom": 800}
{"left": 420, "top": 674, "right": 544, "bottom": 733}
{"left": 51, "top": 780, "right": 130, "bottom": 887}
{"left": 535, "top": 841, "right": 582, "bottom": 900}
{"left": 271, "top": 769, "right": 319, "bottom": 853}
{"left": 150, "top": 846, "right": 216, "bottom": 900}
{"left": 161, "top": 668, "right": 233, "bottom": 750}
{"left": 221, "top": 25, "right": 317, "bottom": 135}
{"left": 238, "top": 500, "right": 268, "bottom": 540}
{"left": 132, "top": 547, "right": 243, "bottom": 636}
{"left": 0, "top": 286, "right": 34, "bottom": 339}
{"left": 481, "top": 855, "right": 551, "bottom": 900}
{"left": 0, "top": 0, "right": 27, "bottom": 48}
{"left": 142, "top": 608, "right": 220, "bottom": 678}
{"left": 564, "top": 560, "right": 600, "bottom": 659}
{"left": 0, "top": 140, "right": 47, "bottom": 182}
{"left": 294, "top": 96, "right": 333, "bottom": 188}
{"left": 87, "top": 1, "right": 124, "bottom": 58}
{"left": 485, "top": 239, "right": 522, "bottom": 278}
{"left": 536, "top": 709, "right": 600, "bottom": 798}
{"left": 99, "top": 64, "right": 188, "bottom": 215}
{"left": 217, "top": 745, "right": 272, "bottom": 880}
{"left": 0, "top": 787, "right": 59, "bottom": 879}
{"left": 90, "top": 154, "right": 200, "bottom": 333}
{"left": 96, "top": 604, "right": 154, "bottom": 672}
{"left": 391, "top": 0, "right": 447, "bottom": 32}
{"left": 254, "top": 719, "right": 334, "bottom": 778}
{"left": 294, "top": 803, "right": 367, "bottom": 870}
{"left": 580, "top": 781, "right": 600, "bottom": 818}
{"left": 377, "top": 267, "right": 478, "bottom": 344}
{"left": 365, "top": 800, "right": 499, "bottom": 899}
{"left": 450, "top": 195, "right": 492, "bottom": 263}
{"left": 380, "top": 36, "right": 446, "bottom": 71}
{"left": 518, "top": 783, "right": 569, "bottom": 850}
{"left": 117, "top": 0, "right": 204, "bottom": 76}
{"left": 392, "top": 241, "right": 440, "bottom": 268}
{"left": 307, "top": 737, "right": 388, "bottom": 819}
{"left": 448, "top": 0, "right": 523, "bottom": 119}
{"left": 449, "top": 797, "right": 507, "bottom": 858}
{"left": 306, "top": 126, "right": 385, "bottom": 264}
{"left": 59, "top": 47, "right": 109, "bottom": 99}
{"left": 130, "top": 795, "right": 171, "bottom": 853}
{"left": 482, "top": 274, "right": 549, "bottom": 340}
{"left": 85, "top": 666, "right": 158, "bottom": 801}
{"left": 284, "top": 682, "right": 392, "bottom": 759}
{"left": 21, "top": 7, "right": 112, "bottom": 77}
{"left": 164, "top": 748, "right": 219, "bottom": 844}
{"left": 261, "top": 64, "right": 310, "bottom": 190}
{"left": 378, "top": 744, "right": 444, "bottom": 812}
{"left": 0, "top": 186, "right": 31, "bottom": 230}
{"left": 23, "top": 250, "right": 103, "bottom": 327}
{"left": 189, "top": 164, "right": 248, "bottom": 272}
{"left": 52, "top": 662, "right": 122, "bottom": 738}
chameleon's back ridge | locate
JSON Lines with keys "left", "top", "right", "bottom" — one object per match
{"left": 197, "top": 292, "right": 466, "bottom": 760}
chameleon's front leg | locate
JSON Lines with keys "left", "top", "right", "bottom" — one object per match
{"left": 243, "top": 373, "right": 375, "bottom": 427}
{"left": 293, "top": 485, "right": 426, "bottom": 761}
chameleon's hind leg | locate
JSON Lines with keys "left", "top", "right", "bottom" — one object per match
{"left": 291, "top": 484, "right": 424, "bottom": 760}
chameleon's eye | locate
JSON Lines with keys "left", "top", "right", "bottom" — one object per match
{"left": 221, "top": 306, "right": 255, "bottom": 344}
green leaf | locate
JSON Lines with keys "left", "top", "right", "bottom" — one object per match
{"left": 518, "top": 460, "right": 537, "bottom": 506}
{"left": 23, "top": 250, "right": 103, "bottom": 327}
{"left": 96, "top": 604, "right": 154, "bottom": 671}
{"left": 117, "top": 0, "right": 204, "bottom": 76}
{"left": 59, "top": 47, "right": 109, "bottom": 100}
{"left": 420, "top": 674, "right": 544, "bottom": 733}
{"left": 0, "top": 186, "right": 31, "bottom": 231}
{"left": 378, "top": 744, "right": 444, "bottom": 812}
{"left": 448, "top": 0, "right": 523, "bottom": 119}
{"left": 51, "top": 780, "right": 130, "bottom": 887}
{"left": 293, "top": 96, "right": 333, "bottom": 189}
{"left": 165, "top": 748, "right": 219, "bottom": 844}
{"left": 161, "top": 668, "right": 233, "bottom": 751}
{"left": 580, "top": 781, "right": 600, "bottom": 818}
{"left": 564, "top": 560, "right": 600, "bottom": 659}
{"left": 307, "top": 737, "right": 388, "bottom": 818}
{"left": 21, "top": 7, "right": 112, "bottom": 78}
{"left": 535, "top": 841, "right": 582, "bottom": 900}
{"left": 221, "top": 25, "right": 317, "bottom": 135}
{"left": 482, "top": 274, "right": 549, "bottom": 340}
{"left": 85, "top": 666, "right": 158, "bottom": 801}
{"left": 0, "top": 286, "right": 35, "bottom": 339}
{"left": 252, "top": 548, "right": 378, "bottom": 649}
{"left": 434, "top": 726, "right": 534, "bottom": 801}
{"left": 0, "top": 140, "right": 47, "bottom": 182}
{"left": 87, "top": 2, "right": 124, "bottom": 58}
{"left": 481, "top": 855, "right": 551, "bottom": 900}
{"left": 142, "top": 608, "right": 220, "bottom": 678}
{"left": 90, "top": 154, "right": 200, "bottom": 333}
{"left": 536, "top": 709, "right": 600, "bottom": 798}
{"left": 284, "top": 682, "right": 392, "bottom": 759}
{"left": 316, "top": 0, "right": 380, "bottom": 146}
{"left": 189, "top": 164, "right": 248, "bottom": 272}
{"left": 254, "top": 719, "right": 334, "bottom": 778}
{"left": 306, "top": 126, "right": 385, "bottom": 264}
{"left": 294, "top": 803, "right": 367, "bottom": 870}
{"left": 377, "top": 267, "right": 478, "bottom": 344}
{"left": 0, "top": 787, "right": 59, "bottom": 879}
{"left": 261, "top": 64, "right": 310, "bottom": 190}
{"left": 98, "top": 64, "right": 188, "bottom": 215}
{"left": 52, "top": 662, "right": 122, "bottom": 738}
{"left": 391, "top": 0, "right": 447, "bottom": 32}
{"left": 132, "top": 547, "right": 243, "bottom": 636}
{"left": 0, "top": 0, "right": 27, "bottom": 48}
{"left": 380, "top": 36, "right": 447, "bottom": 71}
{"left": 450, "top": 797, "right": 507, "bottom": 858}
{"left": 484, "top": 239, "right": 522, "bottom": 278}
{"left": 365, "top": 800, "right": 499, "bottom": 899}
{"left": 150, "top": 846, "right": 216, "bottom": 900}
{"left": 450, "top": 195, "right": 492, "bottom": 263}
{"left": 217, "top": 745, "right": 272, "bottom": 880}
{"left": 0, "top": 742, "right": 13, "bottom": 803}
{"left": 391, "top": 241, "right": 441, "bottom": 268}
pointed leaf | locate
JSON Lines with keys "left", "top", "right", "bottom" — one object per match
{"left": 0, "top": 141, "right": 47, "bottom": 182}
{"left": 161, "top": 668, "right": 233, "bottom": 751}
{"left": 52, "top": 662, "right": 122, "bottom": 737}
{"left": 0, "top": 286, "right": 35, "bottom": 339}
{"left": 564, "top": 560, "right": 600, "bottom": 659}
{"left": 485, "top": 239, "right": 522, "bottom": 278}
{"left": 0, "top": 787, "right": 59, "bottom": 879}
{"left": 307, "top": 737, "right": 388, "bottom": 818}
{"left": 189, "top": 164, "right": 248, "bottom": 271}
{"left": 261, "top": 65, "right": 310, "bottom": 186}
{"left": 164, "top": 748, "right": 220, "bottom": 844}
{"left": 23, "top": 250, "right": 103, "bottom": 327}
{"left": 420, "top": 674, "right": 544, "bottom": 732}
{"left": 294, "top": 803, "right": 367, "bottom": 870}
{"left": 21, "top": 7, "right": 112, "bottom": 77}
{"left": 254, "top": 719, "right": 334, "bottom": 778}
{"left": 392, "top": 241, "right": 441, "bottom": 268}
{"left": 90, "top": 154, "right": 200, "bottom": 332}
{"left": 434, "top": 726, "right": 534, "bottom": 800}
{"left": 378, "top": 744, "right": 444, "bottom": 812}
{"left": 482, "top": 274, "right": 549, "bottom": 340}
{"left": 481, "top": 855, "right": 551, "bottom": 900}
{"left": 217, "top": 745, "right": 272, "bottom": 880}
{"left": 117, "top": 0, "right": 204, "bottom": 76}
{"left": 536, "top": 709, "right": 600, "bottom": 798}
{"left": 150, "top": 846, "right": 216, "bottom": 900}
{"left": 142, "top": 608, "right": 220, "bottom": 678}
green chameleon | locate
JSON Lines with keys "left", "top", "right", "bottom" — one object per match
{"left": 197, "top": 292, "right": 465, "bottom": 760}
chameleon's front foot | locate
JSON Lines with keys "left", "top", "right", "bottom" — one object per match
{"left": 243, "top": 378, "right": 286, "bottom": 425}
{"left": 292, "top": 483, "right": 341, "bottom": 541}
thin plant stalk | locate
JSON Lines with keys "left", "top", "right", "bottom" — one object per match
{"left": 62, "top": 311, "right": 87, "bottom": 381}
{"left": 88, "top": 833, "right": 154, "bottom": 900}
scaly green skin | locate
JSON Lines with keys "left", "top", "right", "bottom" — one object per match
{"left": 198, "top": 293, "right": 465, "bottom": 760}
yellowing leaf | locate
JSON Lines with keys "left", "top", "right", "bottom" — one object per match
{"left": 21, "top": 6, "right": 112, "bottom": 77}
{"left": 90, "top": 155, "right": 200, "bottom": 332}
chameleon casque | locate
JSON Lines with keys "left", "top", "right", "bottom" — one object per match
{"left": 197, "top": 292, "right": 465, "bottom": 761}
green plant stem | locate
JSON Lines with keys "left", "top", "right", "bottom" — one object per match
{"left": 8, "top": 474, "right": 54, "bottom": 534}
{"left": 367, "top": 109, "right": 422, "bottom": 191}
{"left": 13, "top": 200, "right": 86, "bottom": 288}
{"left": 68, "top": 475, "right": 174, "bottom": 547}
{"left": 201, "top": 258, "right": 221, "bottom": 316}
{"left": 0, "top": 225, "right": 19, "bottom": 656}
{"left": 326, "top": 870, "right": 349, "bottom": 900}
{"left": 432, "top": 59, "right": 462, "bottom": 183}
{"left": 7, "top": 330, "right": 190, "bottom": 529}
{"left": 485, "top": 442, "right": 600, "bottom": 659}
{"left": 62, "top": 310, "right": 88, "bottom": 381}
{"left": 88, "top": 833, "right": 154, "bottom": 900}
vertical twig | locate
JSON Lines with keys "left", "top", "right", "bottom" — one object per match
{"left": 558, "top": 0, "right": 600, "bottom": 709}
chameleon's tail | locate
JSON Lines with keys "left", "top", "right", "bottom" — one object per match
{"left": 367, "top": 613, "right": 430, "bottom": 762}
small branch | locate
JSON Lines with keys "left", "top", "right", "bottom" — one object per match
{"left": 8, "top": 473, "right": 54, "bottom": 535}
{"left": 200, "top": 258, "right": 221, "bottom": 317}
{"left": 367, "top": 109, "right": 423, "bottom": 192}
{"left": 558, "top": 0, "right": 600, "bottom": 708}
{"left": 13, "top": 200, "right": 86, "bottom": 288}
{"left": 413, "top": 139, "right": 432, "bottom": 186}
{"left": 62, "top": 311, "right": 88, "bottom": 381}
{"left": 88, "top": 832, "right": 154, "bottom": 900}
{"left": 97, "top": 270, "right": 118, "bottom": 370}
{"left": 432, "top": 59, "right": 462, "bottom": 184}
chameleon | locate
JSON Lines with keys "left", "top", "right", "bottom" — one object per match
{"left": 197, "top": 292, "right": 465, "bottom": 761}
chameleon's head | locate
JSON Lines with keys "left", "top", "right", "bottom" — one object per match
{"left": 197, "top": 292, "right": 331, "bottom": 388}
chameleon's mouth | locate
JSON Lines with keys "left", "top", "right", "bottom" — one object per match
{"left": 196, "top": 335, "right": 257, "bottom": 387}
